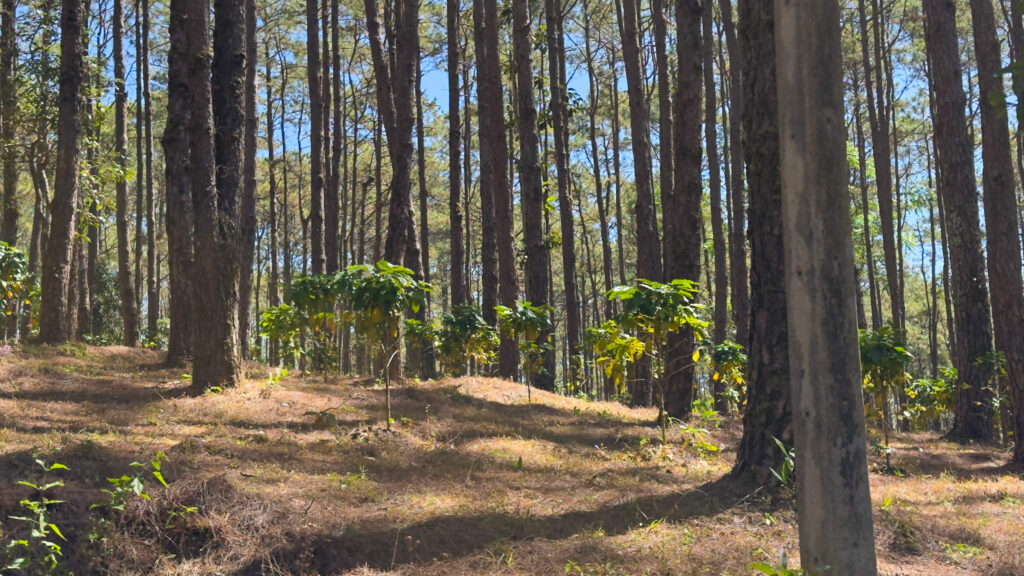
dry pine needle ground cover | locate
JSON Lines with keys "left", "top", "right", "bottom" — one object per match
{"left": 0, "top": 345, "right": 1022, "bottom": 575}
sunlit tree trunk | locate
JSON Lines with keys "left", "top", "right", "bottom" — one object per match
{"left": 776, "top": 0, "right": 878, "bottom": 570}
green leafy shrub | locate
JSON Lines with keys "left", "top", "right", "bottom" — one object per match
{"left": 437, "top": 304, "right": 498, "bottom": 376}
{"left": 496, "top": 301, "right": 554, "bottom": 401}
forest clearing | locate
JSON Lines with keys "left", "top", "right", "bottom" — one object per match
{"left": 0, "top": 346, "right": 1021, "bottom": 575}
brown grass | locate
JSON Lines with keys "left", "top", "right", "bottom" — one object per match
{"left": 0, "top": 345, "right": 1021, "bottom": 575}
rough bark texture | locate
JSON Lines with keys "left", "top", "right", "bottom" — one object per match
{"left": 617, "top": 0, "right": 661, "bottom": 284}
{"left": 307, "top": 0, "right": 326, "bottom": 274}
{"left": 662, "top": 0, "right": 703, "bottom": 419}
{"left": 162, "top": 0, "right": 194, "bottom": 365}
{"left": 858, "top": 0, "right": 902, "bottom": 334}
{"left": 776, "top": 0, "right": 878, "bottom": 571}
{"left": 731, "top": 0, "right": 792, "bottom": 485}
{"left": 513, "top": 0, "right": 553, "bottom": 390}
{"left": 447, "top": 0, "right": 465, "bottom": 307}
{"left": 39, "top": 0, "right": 86, "bottom": 343}
{"left": 0, "top": 0, "right": 16, "bottom": 245}
{"left": 969, "top": 0, "right": 1024, "bottom": 460}
{"left": 238, "top": 0, "right": 258, "bottom": 357}
{"left": 546, "top": 0, "right": 581, "bottom": 386}
{"left": 923, "top": 0, "right": 996, "bottom": 443}
{"left": 189, "top": 0, "right": 243, "bottom": 390}
{"left": 143, "top": 0, "right": 156, "bottom": 339}
{"left": 114, "top": 0, "right": 140, "bottom": 346}
{"left": 705, "top": 3, "right": 728, "bottom": 412}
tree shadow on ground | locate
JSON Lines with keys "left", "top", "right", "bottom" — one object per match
{"left": 235, "top": 474, "right": 767, "bottom": 575}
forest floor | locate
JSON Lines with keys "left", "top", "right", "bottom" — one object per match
{"left": 0, "top": 345, "right": 1022, "bottom": 575}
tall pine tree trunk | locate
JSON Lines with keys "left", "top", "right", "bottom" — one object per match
{"left": 39, "top": 0, "right": 87, "bottom": 344}
{"left": 731, "top": 0, "right": 792, "bottom": 485}
{"left": 114, "top": 0, "right": 140, "bottom": 346}
{"left": 923, "top": 0, "right": 995, "bottom": 443}
{"left": 0, "top": 0, "right": 16, "bottom": 245}
{"left": 447, "top": 0, "right": 465, "bottom": 307}
{"left": 969, "top": 0, "right": 1024, "bottom": 460}
{"left": 238, "top": 0, "right": 258, "bottom": 357}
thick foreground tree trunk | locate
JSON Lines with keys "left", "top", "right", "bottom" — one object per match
{"left": 776, "top": 0, "right": 878, "bottom": 571}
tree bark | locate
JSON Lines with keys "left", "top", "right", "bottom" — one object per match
{"left": 546, "top": 0, "right": 580, "bottom": 386}
{"left": 265, "top": 46, "right": 280, "bottom": 366}
{"left": 114, "top": 0, "right": 140, "bottom": 346}
{"left": 143, "top": 0, "right": 157, "bottom": 338}
{"left": 162, "top": 0, "right": 195, "bottom": 365}
{"left": 237, "top": 0, "right": 258, "bottom": 358}
{"left": 705, "top": 3, "right": 728, "bottom": 412}
{"left": 189, "top": 0, "right": 243, "bottom": 390}
{"left": 923, "top": 0, "right": 996, "bottom": 443}
{"left": 39, "top": 0, "right": 87, "bottom": 344}
{"left": 307, "top": 0, "right": 326, "bottom": 274}
{"left": 969, "top": 0, "right": 1024, "bottom": 461}
{"left": 776, "top": 0, "right": 878, "bottom": 570}
{"left": 731, "top": 0, "right": 791, "bottom": 485}
{"left": 447, "top": 0, "right": 465, "bottom": 307}
{"left": 513, "top": 0, "right": 553, "bottom": 390}
{"left": 720, "top": 0, "right": 748, "bottom": 350}
{"left": 662, "top": 0, "right": 703, "bottom": 419}
{"left": 0, "top": 0, "right": 16, "bottom": 245}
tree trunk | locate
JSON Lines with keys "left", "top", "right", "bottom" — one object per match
{"left": 162, "top": 0, "right": 194, "bottom": 365}
{"left": 969, "top": 0, "right": 1024, "bottom": 461}
{"left": 583, "top": 0, "right": 613, "bottom": 321}
{"left": 513, "top": 0, "right": 553, "bottom": 390}
{"left": 923, "top": 0, "right": 996, "bottom": 443}
{"left": 143, "top": 0, "right": 157, "bottom": 339}
{"left": 447, "top": 0, "right": 465, "bottom": 307}
{"left": 776, "top": 0, "right": 878, "bottom": 570}
{"left": 307, "top": 0, "right": 325, "bottom": 274}
{"left": 858, "top": 0, "right": 902, "bottom": 334}
{"left": 720, "top": 0, "right": 748, "bottom": 350}
{"left": 0, "top": 0, "right": 16, "bottom": 245}
{"left": 265, "top": 48, "right": 280, "bottom": 365}
{"left": 731, "top": 0, "right": 792, "bottom": 485}
{"left": 546, "top": 0, "right": 580, "bottom": 387}
{"left": 189, "top": 0, "right": 243, "bottom": 390}
{"left": 705, "top": 3, "right": 728, "bottom": 412}
{"left": 237, "top": 0, "right": 257, "bottom": 358}
{"left": 616, "top": 0, "right": 661, "bottom": 283}
{"left": 114, "top": 0, "right": 140, "bottom": 346}
{"left": 39, "top": 0, "right": 87, "bottom": 344}
{"left": 662, "top": 0, "right": 702, "bottom": 419}
{"left": 852, "top": 68, "right": 882, "bottom": 329}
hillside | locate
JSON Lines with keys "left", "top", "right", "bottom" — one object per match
{"left": 0, "top": 346, "right": 1021, "bottom": 575}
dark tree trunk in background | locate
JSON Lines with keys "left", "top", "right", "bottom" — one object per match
{"left": 266, "top": 49, "right": 280, "bottom": 365}
{"left": 852, "top": 69, "right": 882, "bottom": 329}
{"left": 238, "top": 0, "right": 258, "bottom": 358}
{"left": 143, "top": 0, "right": 157, "bottom": 339}
{"left": 546, "top": 0, "right": 581, "bottom": 386}
{"left": 330, "top": 0, "right": 343, "bottom": 273}
{"left": 923, "top": 0, "right": 996, "bottom": 443}
{"left": 114, "top": 0, "right": 140, "bottom": 346}
{"left": 134, "top": 0, "right": 144, "bottom": 321}
{"left": 189, "top": 0, "right": 243, "bottom": 390}
{"left": 39, "top": 0, "right": 87, "bottom": 343}
{"left": 447, "top": 0, "right": 466, "bottom": 307}
{"left": 652, "top": 0, "right": 672, "bottom": 277}
{"left": 720, "top": 0, "right": 748, "bottom": 350}
{"left": 858, "top": 0, "right": 902, "bottom": 334}
{"left": 163, "top": 0, "right": 195, "bottom": 365}
{"left": 616, "top": 0, "right": 661, "bottom": 283}
{"left": 0, "top": 0, "right": 16, "bottom": 245}
{"left": 474, "top": 0, "right": 517, "bottom": 377}
{"left": 705, "top": 3, "right": 728, "bottom": 412}
{"left": 731, "top": 0, "right": 792, "bottom": 485}
{"left": 364, "top": 0, "right": 420, "bottom": 379}
{"left": 514, "top": 0, "right": 553, "bottom": 390}
{"left": 968, "top": 0, "right": 1024, "bottom": 459}
{"left": 662, "top": 0, "right": 703, "bottom": 419}
{"left": 583, "top": 0, "right": 613, "bottom": 321}
{"left": 307, "top": 0, "right": 326, "bottom": 274}
{"left": 415, "top": 57, "right": 436, "bottom": 378}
